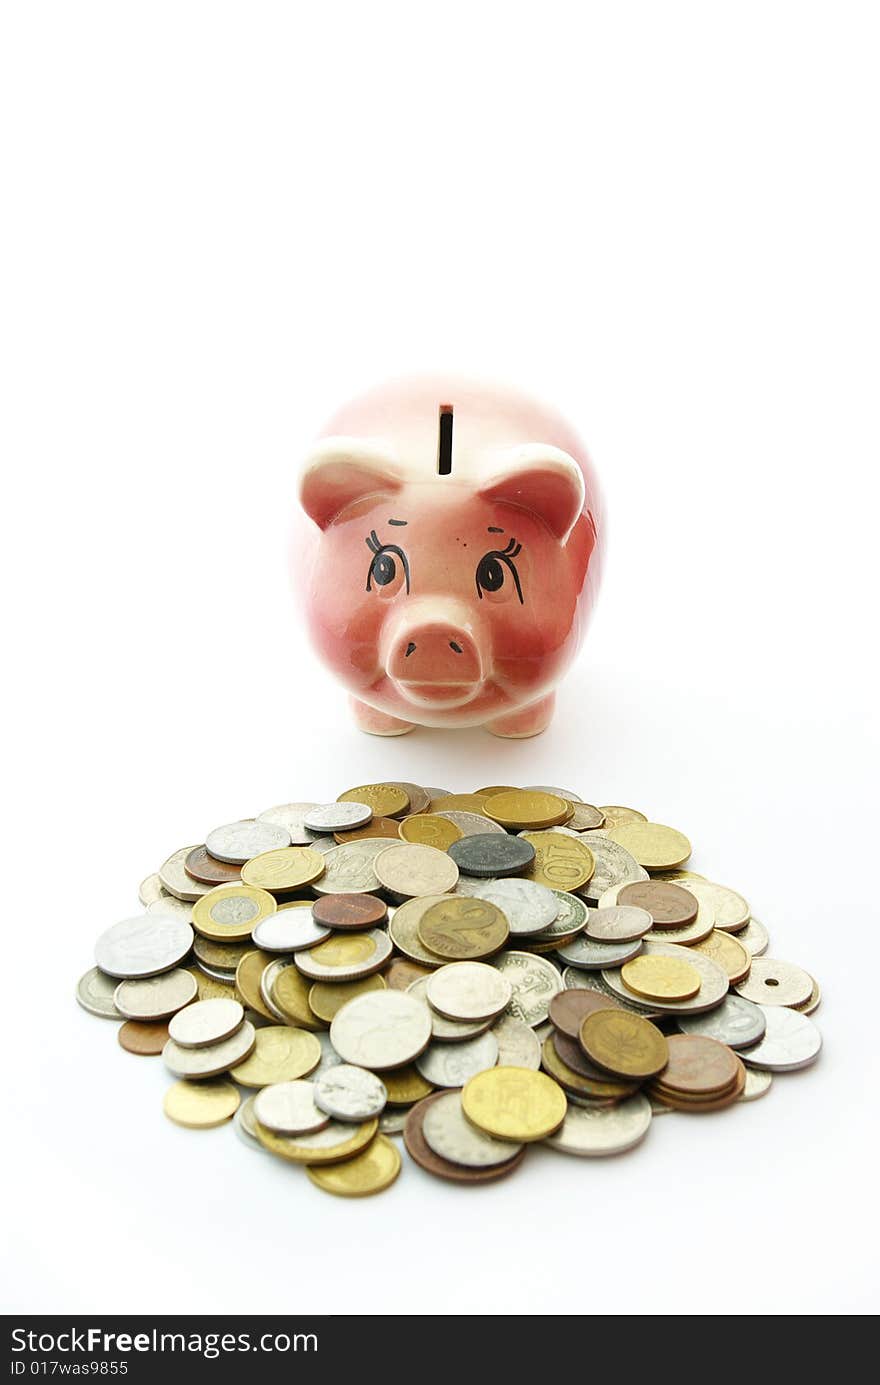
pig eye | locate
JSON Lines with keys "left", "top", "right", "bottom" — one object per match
{"left": 476, "top": 539, "right": 523, "bottom": 603}
{"left": 366, "top": 530, "right": 410, "bottom": 594}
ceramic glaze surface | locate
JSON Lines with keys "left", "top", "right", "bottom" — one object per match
{"left": 295, "top": 376, "right": 604, "bottom": 737}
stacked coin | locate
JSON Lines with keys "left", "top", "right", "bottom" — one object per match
{"left": 76, "top": 782, "right": 822, "bottom": 1195}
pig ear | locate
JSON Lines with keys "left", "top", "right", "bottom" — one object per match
{"left": 299, "top": 437, "right": 403, "bottom": 530}
{"left": 479, "top": 445, "right": 585, "bottom": 544}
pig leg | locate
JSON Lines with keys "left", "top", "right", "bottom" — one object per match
{"left": 350, "top": 696, "right": 415, "bottom": 737}
{"left": 485, "top": 693, "right": 555, "bottom": 739}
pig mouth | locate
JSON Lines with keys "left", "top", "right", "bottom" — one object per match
{"left": 390, "top": 676, "right": 484, "bottom": 709}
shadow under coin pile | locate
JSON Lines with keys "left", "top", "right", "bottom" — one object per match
{"left": 75, "top": 784, "right": 822, "bottom": 1195}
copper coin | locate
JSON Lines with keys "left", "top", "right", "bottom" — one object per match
{"left": 652, "top": 1055, "right": 746, "bottom": 1111}
{"left": 311, "top": 893, "right": 388, "bottom": 930}
{"left": 385, "top": 958, "right": 432, "bottom": 992}
{"left": 333, "top": 817, "right": 402, "bottom": 844}
{"left": 617, "top": 881, "right": 697, "bottom": 928}
{"left": 552, "top": 1030, "right": 636, "bottom": 1086}
{"left": 184, "top": 846, "right": 243, "bottom": 886}
{"left": 118, "top": 1019, "right": 170, "bottom": 1055}
{"left": 654, "top": 1033, "right": 740, "bottom": 1096}
{"left": 540, "top": 1035, "right": 638, "bottom": 1099}
{"left": 548, "top": 987, "right": 624, "bottom": 1038}
{"left": 403, "top": 1092, "right": 527, "bottom": 1184}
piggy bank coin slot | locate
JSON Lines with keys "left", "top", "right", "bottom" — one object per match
{"left": 437, "top": 402, "right": 453, "bottom": 475}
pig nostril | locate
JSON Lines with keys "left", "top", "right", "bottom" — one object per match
{"left": 449, "top": 641, "right": 463, "bottom": 654}
{"left": 405, "top": 642, "right": 416, "bottom": 658}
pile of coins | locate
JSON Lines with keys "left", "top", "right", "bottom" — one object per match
{"left": 76, "top": 784, "right": 822, "bottom": 1195}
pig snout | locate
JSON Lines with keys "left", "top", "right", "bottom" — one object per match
{"left": 383, "top": 600, "right": 485, "bottom": 708}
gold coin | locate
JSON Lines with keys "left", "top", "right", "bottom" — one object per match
{"left": 689, "top": 929, "right": 751, "bottom": 984}
{"left": 240, "top": 847, "right": 325, "bottom": 891}
{"left": 192, "top": 884, "right": 276, "bottom": 941}
{"left": 658, "top": 875, "right": 750, "bottom": 932}
{"left": 338, "top": 783, "right": 410, "bottom": 817}
{"left": 418, "top": 896, "right": 509, "bottom": 960}
{"left": 540, "top": 1036, "right": 638, "bottom": 1098}
{"left": 398, "top": 814, "right": 464, "bottom": 850}
{"left": 578, "top": 1008, "right": 669, "bottom": 1079}
{"left": 461, "top": 1067, "right": 567, "bottom": 1141}
{"left": 295, "top": 931, "right": 389, "bottom": 980}
{"left": 483, "top": 790, "right": 570, "bottom": 830}
{"left": 620, "top": 954, "right": 702, "bottom": 1001}
{"left": 596, "top": 805, "right": 647, "bottom": 830}
{"left": 234, "top": 949, "right": 277, "bottom": 1020}
{"left": 306, "top": 1133, "right": 401, "bottom": 1197}
{"left": 520, "top": 831, "right": 594, "bottom": 891}
{"left": 473, "top": 785, "right": 518, "bottom": 796}
{"left": 308, "top": 973, "right": 386, "bottom": 1023}
{"left": 605, "top": 821, "right": 692, "bottom": 871}
{"left": 382, "top": 1064, "right": 433, "bottom": 1105}
{"left": 163, "top": 1078, "right": 240, "bottom": 1129}
{"left": 187, "top": 968, "right": 236, "bottom": 1002}
{"left": 192, "top": 937, "right": 250, "bottom": 970}
{"left": 230, "top": 1025, "right": 322, "bottom": 1087}
{"left": 428, "top": 793, "right": 492, "bottom": 815}
{"left": 270, "top": 963, "right": 324, "bottom": 1029}
{"left": 256, "top": 1116, "right": 378, "bottom": 1164}
{"left": 566, "top": 803, "right": 605, "bottom": 831}
{"left": 388, "top": 896, "right": 450, "bottom": 967}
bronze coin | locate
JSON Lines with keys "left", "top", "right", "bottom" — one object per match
{"left": 118, "top": 1020, "right": 170, "bottom": 1055}
{"left": 403, "top": 1092, "right": 527, "bottom": 1184}
{"left": 385, "top": 958, "right": 432, "bottom": 991}
{"left": 184, "top": 846, "right": 243, "bottom": 885}
{"left": 333, "top": 817, "right": 403, "bottom": 844}
{"left": 549, "top": 987, "right": 624, "bottom": 1038}
{"left": 311, "top": 893, "right": 388, "bottom": 930}
{"left": 540, "top": 1035, "right": 637, "bottom": 1099}
{"left": 552, "top": 1030, "right": 634, "bottom": 1085}
{"left": 617, "top": 881, "right": 697, "bottom": 928}
{"left": 652, "top": 1055, "right": 746, "bottom": 1111}
{"left": 654, "top": 1034, "right": 740, "bottom": 1096}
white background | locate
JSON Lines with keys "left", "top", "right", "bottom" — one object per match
{"left": 2, "top": 1, "right": 878, "bottom": 1316}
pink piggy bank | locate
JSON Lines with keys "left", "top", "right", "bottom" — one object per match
{"left": 296, "top": 375, "right": 603, "bottom": 737}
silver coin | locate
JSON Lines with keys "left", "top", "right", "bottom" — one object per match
{"left": 517, "top": 825, "right": 582, "bottom": 839}
{"left": 677, "top": 994, "right": 766, "bottom": 1049}
{"left": 313, "top": 1065, "right": 387, "bottom": 1121}
{"left": 256, "top": 802, "right": 321, "bottom": 845}
{"left": 253, "top": 1080, "right": 329, "bottom": 1134}
{"left": 740, "top": 1067, "right": 773, "bottom": 1101}
{"left": 649, "top": 1096, "right": 675, "bottom": 1116}
{"left": 260, "top": 959, "right": 297, "bottom": 1022}
{"left": 602, "top": 939, "right": 729, "bottom": 1015}
{"left": 378, "top": 1108, "right": 407, "bottom": 1135}
{"left": 311, "top": 840, "right": 388, "bottom": 895}
{"left": 425, "top": 963, "right": 512, "bottom": 1022}
{"left": 204, "top": 820, "right": 291, "bottom": 864}
{"left": 423, "top": 787, "right": 453, "bottom": 799}
{"left": 387, "top": 895, "right": 449, "bottom": 967}
{"left": 734, "top": 956, "right": 814, "bottom": 1008}
{"left": 523, "top": 785, "right": 582, "bottom": 803}
{"left": 736, "top": 916, "right": 770, "bottom": 956}
{"left": 491, "top": 1013, "right": 542, "bottom": 1069}
{"left": 374, "top": 842, "right": 460, "bottom": 899}
{"left": 294, "top": 928, "right": 391, "bottom": 981}
{"left": 329, "top": 991, "right": 432, "bottom": 1070}
{"left": 456, "top": 877, "right": 558, "bottom": 935}
{"left": 544, "top": 1093, "right": 652, "bottom": 1156}
{"left": 556, "top": 934, "right": 643, "bottom": 969}
{"left": 305, "top": 835, "right": 338, "bottom": 855}
{"left": 740, "top": 1005, "right": 822, "bottom": 1072}
{"left": 196, "top": 961, "right": 236, "bottom": 983}
{"left": 577, "top": 835, "right": 648, "bottom": 901}
{"left": 251, "top": 909, "right": 330, "bottom": 953}
{"left": 596, "top": 883, "right": 715, "bottom": 944}
{"left": 113, "top": 968, "right": 198, "bottom": 1021}
{"left": 158, "top": 846, "right": 213, "bottom": 901}
{"left": 310, "top": 1031, "right": 344, "bottom": 1080}
{"left": 163, "top": 1020, "right": 256, "bottom": 1078}
{"left": 422, "top": 1090, "right": 522, "bottom": 1166}
{"left": 492, "top": 949, "right": 563, "bottom": 1027}
{"left": 434, "top": 810, "right": 507, "bottom": 836}
{"left": 138, "top": 873, "right": 166, "bottom": 906}
{"left": 406, "top": 976, "right": 492, "bottom": 1041}
{"left": 147, "top": 896, "right": 193, "bottom": 922}
{"left": 303, "top": 801, "right": 372, "bottom": 833}
{"left": 76, "top": 967, "right": 123, "bottom": 1019}
{"left": 261, "top": 1118, "right": 368, "bottom": 1156}
{"left": 234, "top": 1095, "right": 266, "bottom": 1152}
{"left": 583, "top": 905, "right": 653, "bottom": 943}
{"left": 561, "top": 967, "right": 662, "bottom": 1019}
{"left": 167, "top": 997, "right": 244, "bottom": 1048}
{"left": 529, "top": 891, "right": 589, "bottom": 942}
{"left": 94, "top": 913, "right": 194, "bottom": 980}
{"left": 415, "top": 1031, "right": 499, "bottom": 1088}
